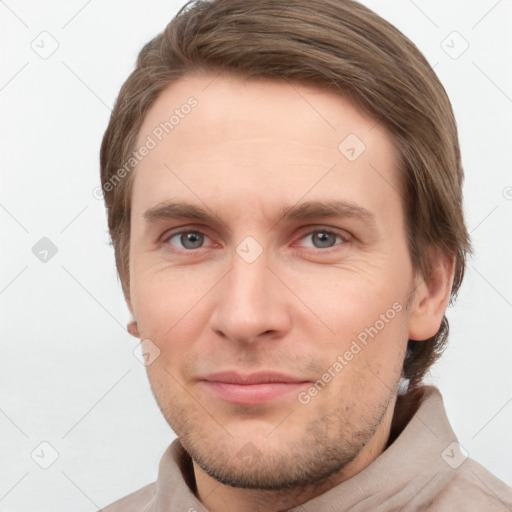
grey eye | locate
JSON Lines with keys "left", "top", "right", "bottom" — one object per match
{"left": 169, "top": 231, "right": 205, "bottom": 250}
{"left": 310, "top": 231, "right": 338, "bottom": 248}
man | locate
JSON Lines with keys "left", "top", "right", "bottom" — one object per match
{"left": 99, "top": 0, "right": 512, "bottom": 510}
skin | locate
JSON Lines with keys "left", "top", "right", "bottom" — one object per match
{"left": 126, "top": 72, "right": 454, "bottom": 512}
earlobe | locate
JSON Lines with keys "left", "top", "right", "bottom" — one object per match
{"left": 408, "top": 250, "right": 455, "bottom": 341}
{"left": 127, "top": 320, "right": 140, "bottom": 338}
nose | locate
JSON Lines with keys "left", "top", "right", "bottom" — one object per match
{"left": 209, "top": 250, "right": 292, "bottom": 344}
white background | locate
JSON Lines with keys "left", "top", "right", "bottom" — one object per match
{"left": 1, "top": 0, "right": 511, "bottom": 510}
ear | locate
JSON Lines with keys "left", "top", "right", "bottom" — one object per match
{"left": 408, "top": 248, "right": 455, "bottom": 341}
{"left": 125, "top": 297, "right": 140, "bottom": 338}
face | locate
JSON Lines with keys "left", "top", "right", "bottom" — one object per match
{"left": 128, "top": 72, "right": 419, "bottom": 490}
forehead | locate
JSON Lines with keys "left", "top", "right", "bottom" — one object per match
{"left": 131, "top": 72, "right": 401, "bottom": 224}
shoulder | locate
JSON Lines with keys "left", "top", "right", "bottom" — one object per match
{"left": 100, "top": 482, "right": 156, "bottom": 512}
{"left": 427, "top": 460, "right": 512, "bottom": 511}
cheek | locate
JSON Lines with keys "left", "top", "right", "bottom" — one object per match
{"left": 284, "top": 255, "right": 409, "bottom": 333}
{"left": 283, "top": 259, "right": 411, "bottom": 386}
{"left": 130, "top": 264, "right": 216, "bottom": 353}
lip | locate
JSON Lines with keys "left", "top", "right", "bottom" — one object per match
{"left": 199, "top": 371, "right": 310, "bottom": 405}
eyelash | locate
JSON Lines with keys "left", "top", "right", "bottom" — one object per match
{"left": 161, "top": 227, "right": 352, "bottom": 253}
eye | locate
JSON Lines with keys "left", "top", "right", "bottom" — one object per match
{"left": 296, "top": 229, "right": 350, "bottom": 250}
{"left": 165, "top": 230, "right": 211, "bottom": 250}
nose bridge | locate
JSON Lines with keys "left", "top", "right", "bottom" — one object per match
{"left": 211, "top": 245, "right": 289, "bottom": 343}
{"left": 230, "top": 251, "right": 268, "bottom": 307}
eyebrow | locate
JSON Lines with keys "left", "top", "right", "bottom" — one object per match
{"left": 143, "top": 199, "right": 377, "bottom": 230}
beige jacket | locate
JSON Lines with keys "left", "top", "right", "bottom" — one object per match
{"left": 102, "top": 386, "right": 512, "bottom": 511}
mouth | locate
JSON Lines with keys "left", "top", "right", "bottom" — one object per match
{"left": 199, "top": 371, "right": 311, "bottom": 405}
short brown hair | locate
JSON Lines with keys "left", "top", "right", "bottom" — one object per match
{"left": 100, "top": 0, "right": 472, "bottom": 389}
